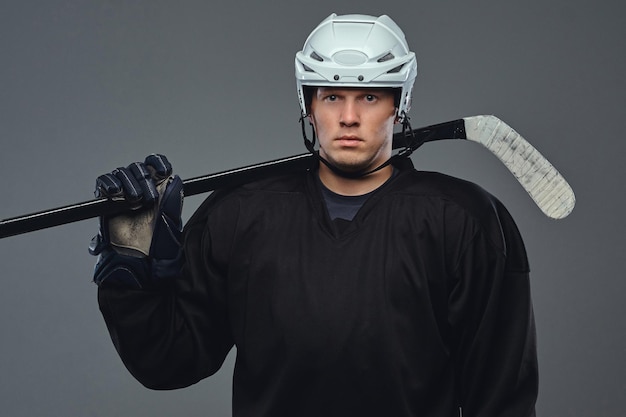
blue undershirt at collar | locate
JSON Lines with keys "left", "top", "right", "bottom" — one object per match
{"left": 318, "top": 168, "right": 397, "bottom": 221}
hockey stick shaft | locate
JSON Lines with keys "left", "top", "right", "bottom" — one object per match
{"left": 0, "top": 153, "right": 314, "bottom": 239}
{"left": 0, "top": 120, "right": 464, "bottom": 239}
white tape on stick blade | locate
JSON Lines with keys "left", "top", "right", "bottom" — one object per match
{"left": 463, "top": 115, "right": 575, "bottom": 219}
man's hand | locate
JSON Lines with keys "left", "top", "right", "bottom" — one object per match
{"left": 89, "top": 154, "right": 184, "bottom": 287}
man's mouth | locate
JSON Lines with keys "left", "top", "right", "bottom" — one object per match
{"left": 335, "top": 136, "right": 363, "bottom": 146}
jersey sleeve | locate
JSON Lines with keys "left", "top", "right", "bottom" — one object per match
{"left": 96, "top": 190, "right": 236, "bottom": 390}
{"left": 447, "top": 198, "right": 538, "bottom": 417}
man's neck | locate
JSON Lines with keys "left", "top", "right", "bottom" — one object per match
{"left": 318, "top": 163, "right": 394, "bottom": 196}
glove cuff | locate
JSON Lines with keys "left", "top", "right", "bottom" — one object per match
{"left": 93, "top": 248, "right": 149, "bottom": 288}
{"left": 93, "top": 247, "right": 183, "bottom": 288}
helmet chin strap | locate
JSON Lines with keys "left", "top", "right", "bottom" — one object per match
{"left": 299, "top": 112, "right": 419, "bottom": 180}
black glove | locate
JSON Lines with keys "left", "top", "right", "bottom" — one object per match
{"left": 89, "top": 154, "right": 184, "bottom": 288}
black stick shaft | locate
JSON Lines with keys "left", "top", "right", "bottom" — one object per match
{"left": 0, "top": 153, "right": 315, "bottom": 239}
{"left": 0, "top": 119, "right": 465, "bottom": 239}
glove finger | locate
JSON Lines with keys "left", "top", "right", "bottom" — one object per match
{"left": 159, "top": 175, "right": 184, "bottom": 222}
{"left": 95, "top": 173, "right": 123, "bottom": 198}
{"left": 144, "top": 154, "right": 172, "bottom": 181}
{"left": 150, "top": 175, "right": 184, "bottom": 260}
{"left": 127, "top": 162, "right": 159, "bottom": 206}
{"left": 112, "top": 167, "right": 144, "bottom": 207}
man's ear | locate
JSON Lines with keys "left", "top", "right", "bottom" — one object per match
{"left": 303, "top": 114, "right": 317, "bottom": 138}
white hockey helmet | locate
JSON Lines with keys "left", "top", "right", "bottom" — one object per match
{"left": 295, "top": 13, "right": 417, "bottom": 120}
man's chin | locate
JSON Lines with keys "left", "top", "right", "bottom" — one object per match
{"left": 323, "top": 158, "right": 372, "bottom": 174}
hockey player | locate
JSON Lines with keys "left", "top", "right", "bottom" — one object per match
{"left": 90, "top": 13, "right": 538, "bottom": 417}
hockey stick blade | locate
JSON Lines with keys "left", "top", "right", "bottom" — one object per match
{"left": 462, "top": 115, "right": 575, "bottom": 219}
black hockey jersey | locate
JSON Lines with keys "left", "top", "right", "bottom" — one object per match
{"left": 98, "top": 158, "right": 537, "bottom": 417}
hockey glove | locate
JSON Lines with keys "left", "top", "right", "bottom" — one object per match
{"left": 89, "top": 154, "right": 184, "bottom": 288}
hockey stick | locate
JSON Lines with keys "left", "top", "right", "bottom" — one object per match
{"left": 0, "top": 115, "right": 574, "bottom": 239}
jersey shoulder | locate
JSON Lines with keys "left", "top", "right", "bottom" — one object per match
{"left": 394, "top": 169, "right": 526, "bottom": 267}
{"left": 397, "top": 170, "right": 502, "bottom": 216}
{"left": 185, "top": 171, "right": 308, "bottom": 228}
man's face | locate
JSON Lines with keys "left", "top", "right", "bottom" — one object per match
{"left": 309, "top": 87, "right": 397, "bottom": 174}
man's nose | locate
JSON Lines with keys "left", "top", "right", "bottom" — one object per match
{"left": 339, "top": 100, "right": 359, "bottom": 127}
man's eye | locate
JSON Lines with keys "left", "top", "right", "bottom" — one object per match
{"left": 365, "top": 94, "right": 376, "bottom": 101}
{"left": 326, "top": 95, "right": 337, "bottom": 101}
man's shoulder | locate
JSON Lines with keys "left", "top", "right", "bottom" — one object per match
{"left": 393, "top": 169, "right": 522, "bottom": 251}
{"left": 203, "top": 172, "right": 309, "bottom": 208}
{"left": 390, "top": 158, "right": 497, "bottom": 210}
{"left": 236, "top": 171, "right": 308, "bottom": 194}
{"left": 395, "top": 169, "right": 499, "bottom": 211}
{"left": 190, "top": 171, "right": 308, "bottom": 219}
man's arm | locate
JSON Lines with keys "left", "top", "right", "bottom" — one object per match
{"left": 448, "top": 200, "right": 538, "bottom": 417}
{"left": 91, "top": 155, "right": 234, "bottom": 389}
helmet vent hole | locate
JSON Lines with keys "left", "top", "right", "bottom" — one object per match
{"left": 387, "top": 64, "right": 404, "bottom": 74}
{"left": 302, "top": 64, "right": 315, "bottom": 72}
{"left": 377, "top": 53, "right": 395, "bottom": 63}
{"left": 310, "top": 52, "right": 324, "bottom": 62}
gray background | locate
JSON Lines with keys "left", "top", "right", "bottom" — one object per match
{"left": 0, "top": 1, "right": 624, "bottom": 416}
